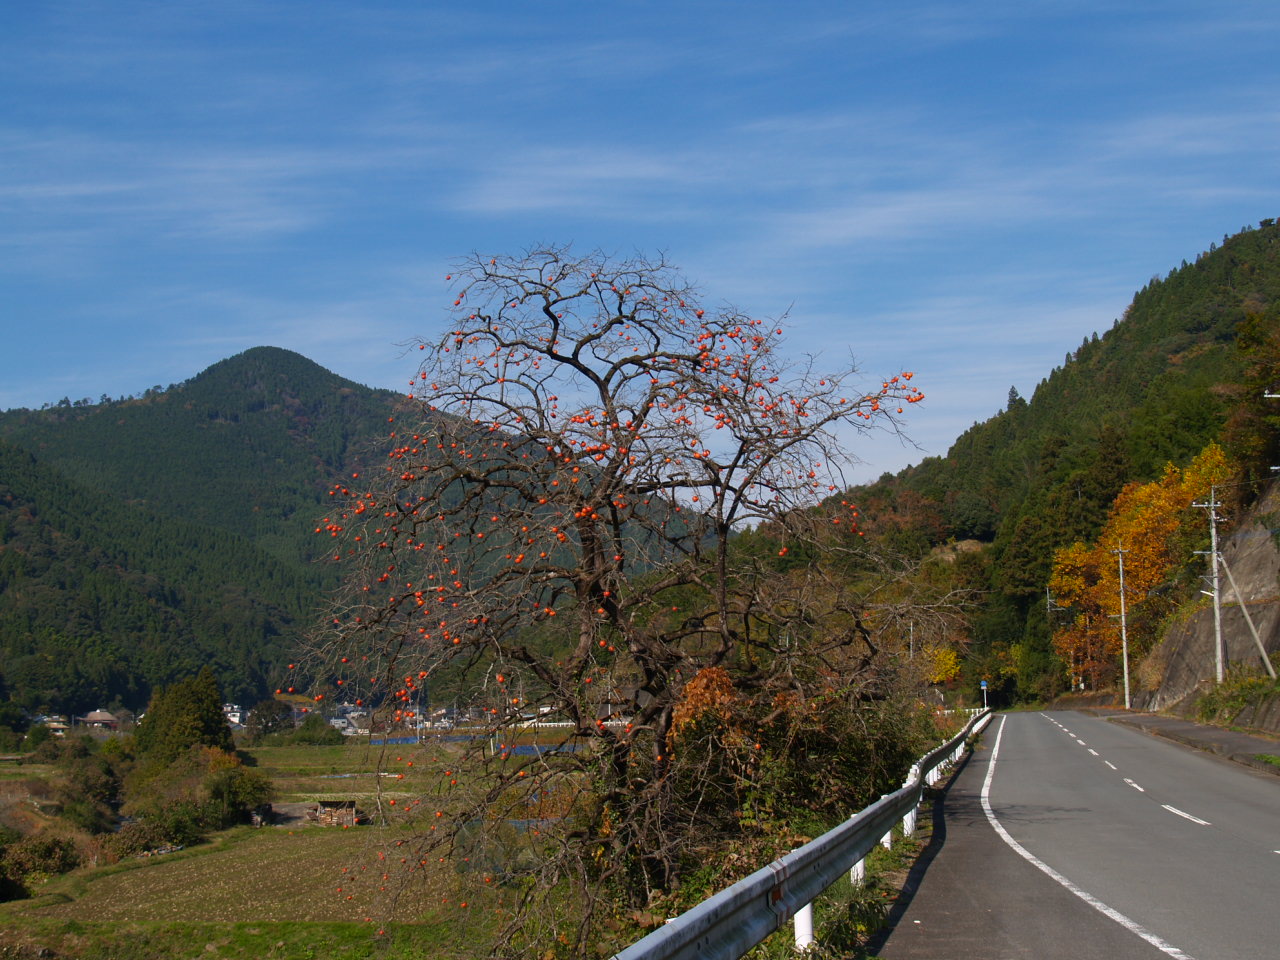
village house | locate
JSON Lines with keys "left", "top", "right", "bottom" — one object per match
{"left": 80, "top": 709, "right": 119, "bottom": 730}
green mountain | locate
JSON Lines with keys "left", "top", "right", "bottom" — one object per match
{"left": 0, "top": 347, "right": 405, "bottom": 713}
{"left": 4, "top": 222, "right": 1279, "bottom": 716}
{"left": 851, "top": 219, "right": 1280, "bottom": 701}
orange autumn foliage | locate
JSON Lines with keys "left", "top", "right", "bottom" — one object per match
{"left": 670, "top": 666, "right": 738, "bottom": 740}
{"left": 1048, "top": 443, "right": 1230, "bottom": 688}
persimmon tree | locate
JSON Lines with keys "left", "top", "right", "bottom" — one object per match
{"left": 310, "top": 247, "right": 927, "bottom": 953}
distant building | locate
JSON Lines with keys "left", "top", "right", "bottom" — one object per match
{"left": 80, "top": 709, "right": 119, "bottom": 730}
{"left": 45, "top": 719, "right": 71, "bottom": 737}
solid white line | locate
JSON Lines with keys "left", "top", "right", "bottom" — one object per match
{"left": 1104, "top": 761, "right": 1117, "bottom": 770}
{"left": 1124, "top": 778, "right": 1145, "bottom": 792}
{"left": 1162, "top": 804, "right": 1210, "bottom": 826}
{"left": 981, "top": 716, "right": 1198, "bottom": 960}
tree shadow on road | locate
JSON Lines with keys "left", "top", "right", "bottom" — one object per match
{"left": 861, "top": 751, "right": 974, "bottom": 956}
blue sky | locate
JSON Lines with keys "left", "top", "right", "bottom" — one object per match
{"left": 4, "top": 1, "right": 1279, "bottom": 481}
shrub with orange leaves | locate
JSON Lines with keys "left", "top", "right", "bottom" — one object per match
{"left": 670, "top": 666, "right": 738, "bottom": 740}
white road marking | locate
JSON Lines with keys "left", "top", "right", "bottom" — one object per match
{"left": 1124, "top": 778, "right": 1145, "bottom": 792}
{"left": 1104, "top": 761, "right": 1117, "bottom": 770}
{"left": 1161, "top": 804, "right": 1210, "bottom": 826}
{"left": 1076, "top": 739, "right": 1088, "bottom": 745}
{"left": 982, "top": 717, "right": 1198, "bottom": 960}
{"left": 1088, "top": 749, "right": 1099, "bottom": 756}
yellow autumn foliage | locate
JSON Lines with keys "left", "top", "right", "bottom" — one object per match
{"left": 926, "top": 646, "right": 961, "bottom": 684}
{"left": 1048, "top": 442, "right": 1232, "bottom": 688}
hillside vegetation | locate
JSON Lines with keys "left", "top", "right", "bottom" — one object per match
{"left": 855, "top": 219, "right": 1280, "bottom": 701}
{"left": 0, "top": 347, "right": 405, "bottom": 711}
{"left": 3, "top": 223, "right": 1278, "bottom": 718}
{"left": 1, "top": 229, "right": 1277, "bottom": 957}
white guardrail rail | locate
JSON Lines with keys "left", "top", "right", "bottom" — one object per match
{"left": 611, "top": 708, "right": 993, "bottom": 960}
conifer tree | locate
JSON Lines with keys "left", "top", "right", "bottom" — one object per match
{"left": 135, "top": 667, "right": 233, "bottom": 763}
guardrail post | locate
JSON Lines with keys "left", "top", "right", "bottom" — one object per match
{"left": 901, "top": 765, "right": 921, "bottom": 837}
{"left": 850, "top": 857, "right": 866, "bottom": 885}
{"left": 793, "top": 902, "right": 815, "bottom": 951}
{"left": 880, "top": 828, "right": 893, "bottom": 850}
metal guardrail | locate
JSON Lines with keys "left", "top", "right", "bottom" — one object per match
{"left": 611, "top": 708, "right": 993, "bottom": 960}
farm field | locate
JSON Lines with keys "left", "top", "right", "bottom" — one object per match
{"left": 0, "top": 824, "right": 480, "bottom": 959}
{"left": 0, "top": 738, "right": 499, "bottom": 960}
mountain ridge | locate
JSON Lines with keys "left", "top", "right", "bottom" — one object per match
{"left": 0, "top": 347, "right": 407, "bottom": 712}
{"left": 3, "top": 220, "right": 1278, "bottom": 714}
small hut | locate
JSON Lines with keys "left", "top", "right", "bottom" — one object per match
{"left": 310, "top": 799, "right": 363, "bottom": 827}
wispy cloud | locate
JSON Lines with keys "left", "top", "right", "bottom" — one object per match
{"left": 1097, "top": 107, "right": 1280, "bottom": 161}
{"left": 4, "top": 0, "right": 1280, "bottom": 477}
{"left": 455, "top": 147, "right": 716, "bottom": 217}
{"left": 0, "top": 127, "right": 454, "bottom": 265}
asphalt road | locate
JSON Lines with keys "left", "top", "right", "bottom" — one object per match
{"left": 873, "top": 711, "right": 1279, "bottom": 960}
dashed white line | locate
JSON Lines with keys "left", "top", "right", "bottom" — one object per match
{"left": 1104, "top": 761, "right": 1117, "bottom": 770}
{"left": 1088, "top": 749, "right": 1099, "bottom": 756}
{"left": 1162, "top": 804, "right": 1210, "bottom": 826}
{"left": 1124, "top": 778, "right": 1145, "bottom": 792}
{"left": 981, "top": 717, "right": 1197, "bottom": 960}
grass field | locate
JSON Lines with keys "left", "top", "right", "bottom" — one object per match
{"left": 0, "top": 823, "right": 487, "bottom": 959}
{"left": 0, "top": 738, "right": 502, "bottom": 960}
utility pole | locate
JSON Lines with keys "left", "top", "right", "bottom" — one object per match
{"left": 1267, "top": 392, "right": 1280, "bottom": 471}
{"left": 1193, "top": 486, "right": 1225, "bottom": 684}
{"left": 1113, "top": 543, "right": 1131, "bottom": 709}
{"left": 1046, "top": 588, "right": 1076, "bottom": 689}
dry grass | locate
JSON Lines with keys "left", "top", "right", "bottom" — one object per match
{"left": 4, "top": 826, "right": 453, "bottom": 925}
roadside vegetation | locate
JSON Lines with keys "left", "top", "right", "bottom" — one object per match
{"left": 1194, "top": 657, "right": 1280, "bottom": 728}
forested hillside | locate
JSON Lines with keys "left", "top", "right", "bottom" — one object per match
{"left": 0, "top": 346, "right": 402, "bottom": 570}
{"left": 854, "top": 219, "right": 1280, "bottom": 701}
{"left": 3, "top": 222, "right": 1278, "bottom": 718}
{"left": 0, "top": 347, "right": 405, "bottom": 713}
